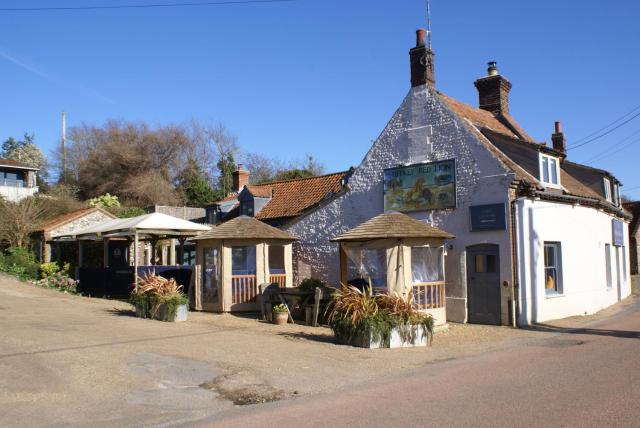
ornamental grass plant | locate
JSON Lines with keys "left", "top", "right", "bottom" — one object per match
{"left": 130, "top": 272, "right": 188, "bottom": 321}
{"left": 326, "top": 283, "right": 434, "bottom": 347}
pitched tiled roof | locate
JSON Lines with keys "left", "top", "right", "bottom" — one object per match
{"left": 331, "top": 211, "right": 454, "bottom": 242}
{"left": 440, "top": 94, "right": 625, "bottom": 212}
{"left": 211, "top": 171, "right": 350, "bottom": 222}
{"left": 623, "top": 202, "right": 640, "bottom": 237}
{"left": 246, "top": 185, "right": 273, "bottom": 198}
{"left": 193, "top": 216, "right": 297, "bottom": 241}
{"left": 37, "top": 207, "right": 116, "bottom": 232}
{"left": 253, "top": 171, "right": 349, "bottom": 220}
{"left": 0, "top": 158, "right": 39, "bottom": 170}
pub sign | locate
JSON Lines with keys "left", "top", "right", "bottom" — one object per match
{"left": 384, "top": 160, "right": 456, "bottom": 212}
{"left": 470, "top": 203, "right": 507, "bottom": 231}
{"left": 612, "top": 219, "right": 624, "bottom": 247}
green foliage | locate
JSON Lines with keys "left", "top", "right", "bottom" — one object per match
{"left": 216, "top": 152, "right": 236, "bottom": 198}
{"left": 87, "top": 193, "right": 121, "bottom": 208}
{"left": 36, "top": 272, "right": 78, "bottom": 293}
{"left": 272, "top": 303, "right": 289, "bottom": 313}
{"left": 274, "top": 168, "right": 314, "bottom": 181}
{"left": 0, "top": 247, "right": 40, "bottom": 281}
{"left": 112, "top": 206, "right": 146, "bottom": 218}
{"left": 178, "top": 159, "right": 216, "bottom": 207}
{"left": 327, "top": 285, "right": 435, "bottom": 347}
{"left": 39, "top": 262, "right": 70, "bottom": 279}
{"left": 130, "top": 273, "right": 188, "bottom": 321}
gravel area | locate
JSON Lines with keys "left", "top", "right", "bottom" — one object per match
{"left": 0, "top": 272, "right": 634, "bottom": 427}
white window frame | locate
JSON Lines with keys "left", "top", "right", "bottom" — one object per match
{"left": 544, "top": 242, "right": 563, "bottom": 296}
{"left": 539, "top": 154, "right": 561, "bottom": 188}
{"left": 613, "top": 182, "right": 620, "bottom": 206}
{"left": 603, "top": 177, "right": 612, "bottom": 202}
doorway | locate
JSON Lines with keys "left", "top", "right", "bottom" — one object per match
{"left": 466, "top": 244, "right": 501, "bottom": 325}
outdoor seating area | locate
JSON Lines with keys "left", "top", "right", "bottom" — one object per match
{"left": 55, "top": 212, "right": 210, "bottom": 298}
{"left": 191, "top": 216, "right": 298, "bottom": 312}
{"left": 331, "top": 211, "right": 454, "bottom": 326}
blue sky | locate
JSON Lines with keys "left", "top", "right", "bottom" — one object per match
{"left": 1, "top": 0, "right": 639, "bottom": 197}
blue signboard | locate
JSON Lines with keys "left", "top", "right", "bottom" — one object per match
{"left": 612, "top": 219, "right": 624, "bottom": 247}
{"left": 470, "top": 203, "right": 507, "bottom": 231}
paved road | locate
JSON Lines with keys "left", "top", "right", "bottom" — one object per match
{"left": 200, "top": 296, "right": 640, "bottom": 427}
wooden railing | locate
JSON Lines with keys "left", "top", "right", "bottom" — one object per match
{"left": 231, "top": 275, "right": 257, "bottom": 304}
{"left": 412, "top": 282, "right": 445, "bottom": 310}
{"left": 269, "top": 274, "right": 287, "bottom": 289}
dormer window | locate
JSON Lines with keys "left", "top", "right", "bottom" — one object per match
{"left": 240, "top": 199, "right": 254, "bottom": 217}
{"left": 603, "top": 177, "right": 611, "bottom": 202}
{"left": 614, "top": 183, "right": 621, "bottom": 206}
{"left": 539, "top": 154, "right": 560, "bottom": 187}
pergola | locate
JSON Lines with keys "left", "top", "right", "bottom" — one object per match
{"left": 58, "top": 212, "right": 211, "bottom": 286}
{"left": 191, "top": 216, "right": 298, "bottom": 312}
{"left": 331, "top": 211, "right": 454, "bottom": 325}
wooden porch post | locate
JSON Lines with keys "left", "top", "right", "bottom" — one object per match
{"left": 103, "top": 238, "right": 109, "bottom": 268}
{"left": 339, "top": 243, "right": 347, "bottom": 285}
{"left": 177, "top": 237, "right": 186, "bottom": 266}
{"left": 133, "top": 232, "right": 139, "bottom": 287}
{"left": 169, "top": 239, "right": 176, "bottom": 265}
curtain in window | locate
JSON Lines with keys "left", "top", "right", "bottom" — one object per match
{"left": 231, "top": 246, "right": 256, "bottom": 275}
{"left": 411, "top": 246, "right": 444, "bottom": 283}
{"left": 269, "top": 245, "right": 285, "bottom": 274}
{"left": 344, "top": 247, "right": 387, "bottom": 288}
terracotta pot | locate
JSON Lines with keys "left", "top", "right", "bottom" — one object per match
{"left": 272, "top": 311, "right": 288, "bottom": 325}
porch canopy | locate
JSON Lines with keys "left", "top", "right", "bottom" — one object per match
{"left": 331, "top": 211, "right": 454, "bottom": 318}
{"left": 191, "top": 216, "right": 298, "bottom": 313}
{"left": 56, "top": 212, "right": 211, "bottom": 287}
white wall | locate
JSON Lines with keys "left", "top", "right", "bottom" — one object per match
{"left": 0, "top": 185, "right": 38, "bottom": 202}
{"left": 515, "top": 198, "right": 632, "bottom": 325}
{"left": 284, "top": 84, "right": 516, "bottom": 323}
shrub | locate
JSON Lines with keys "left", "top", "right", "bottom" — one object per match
{"left": 0, "top": 247, "right": 40, "bottom": 280}
{"left": 36, "top": 272, "right": 78, "bottom": 293}
{"left": 131, "top": 272, "right": 188, "bottom": 321}
{"left": 326, "top": 284, "right": 435, "bottom": 347}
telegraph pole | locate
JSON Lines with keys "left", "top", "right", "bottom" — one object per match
{"left": 61, "top": 111, "right": 67, "bottom": 184}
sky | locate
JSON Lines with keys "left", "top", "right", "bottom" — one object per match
{"left": 1, "top": 0, "right": 639, "bottom": 197}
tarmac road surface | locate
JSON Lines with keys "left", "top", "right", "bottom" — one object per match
{"left": 198, "top": 295, "right": 640, "bottom": 428}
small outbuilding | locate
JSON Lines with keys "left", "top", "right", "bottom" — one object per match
{"left": 331, "top": 211, "right": 454, "bottom": 325}
{"left": 191, "top": 216, "right": 298, "bottom": 313}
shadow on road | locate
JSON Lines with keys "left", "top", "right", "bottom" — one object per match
{"left": 525, "top": 324, "right": 639, "bottom": 339}
{"left": 276, "top": 331, "right": 336, "bottom": 344}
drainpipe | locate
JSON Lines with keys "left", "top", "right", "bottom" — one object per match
{"left": 510, "top": 199, "right": 519, "bottom": 328}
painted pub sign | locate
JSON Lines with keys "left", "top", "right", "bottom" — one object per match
{"left": 384, "top": 160, "right": 456, "bottom": 212}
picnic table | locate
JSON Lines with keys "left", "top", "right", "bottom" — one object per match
{"left": 258, "top": 284, "right": 330, "bottom": 327}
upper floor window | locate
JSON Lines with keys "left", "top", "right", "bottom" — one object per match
{"left": 240, "top": 199, "right": 254, "bottom": 217}
{"left": 613, "top": 182, "right": 620, "bottom": 206}
{"left": 603, "top": 177, "right": 612, "bottom": 202}
{"left": 539, "top": 154, "right": 560, "bottom": 187}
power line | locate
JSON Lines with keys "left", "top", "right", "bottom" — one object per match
{"left": 623, "top": 185, "right": 640, "bottom": 192}
{"left": 569, "top": 102, "right": 640, "bottom": 146}
{"left": 568, "top": 110, "right": 640, "bottom": 150}
{"left": 586, "top": 127, "right": 640, "bottom": 162}
{"left": 0, "top": 0, "right": 295, "bottom": 12}
{"left": 589, "top": 137, "right": 640, "bottom": 163}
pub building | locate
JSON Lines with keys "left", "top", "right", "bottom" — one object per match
{"left": 207, "top": 29, "right": 632, "bottom": 326}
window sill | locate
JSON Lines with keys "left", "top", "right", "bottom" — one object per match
{"left": 545, "top": 292, "right": 565, "bottom": 299}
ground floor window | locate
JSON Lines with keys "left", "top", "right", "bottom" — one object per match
{"left": 544, "top": 242, "right": 563, "bottom": 295}
{"left": 345, "top": 247, "right": 387, "bottom": 289}
{"left": 232, "top": 246, "right": 256, "bottom": 275}
{"left": 202, "top": 247, "right": 219, "bottom": 305}
{"left": 269, "top": 245, "right": 285, "bottom": 274}
{"left": 411, "top": 246, "right": 444, "bottom": 283}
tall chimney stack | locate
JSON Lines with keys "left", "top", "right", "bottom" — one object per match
{"left": 232, "top": 164, "right": 250, "bottom": 192}
{"left": 552, "top": 121, "right": 567, "bottom": 155}
{"left": 474, "top": 61, "right": 512, "bottom": 116}
{"left": 409, "top": 29, "right": 435, "bottom": 88}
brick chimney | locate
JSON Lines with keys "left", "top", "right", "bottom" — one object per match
{"left": 474, "top": 62, "right": 512, "bottom": 115}
{"left": 232, "top": 164, "right": 250, "bottom": 192}
{"left": 552, "top": 121, "right": 567, "bottom": 154}
{"left": 409, "top": 29, "right": 435, "bottom": 88}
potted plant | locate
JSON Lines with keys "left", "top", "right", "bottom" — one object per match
{"left": 272, "top": 303, "right": 289, "bottom": 325}
{"left": 130, "top": 273, "right": 189, "bottom": 322}
{"left": 326, "top": 284, "right": 434, "bottom": 349}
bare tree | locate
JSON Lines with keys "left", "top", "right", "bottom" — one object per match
{"left": 0, "top": 197, "right": 49, "bottom": 248}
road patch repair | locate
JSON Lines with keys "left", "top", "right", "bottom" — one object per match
{"left": 0, "top": 273, "right": 636, "bottom": 427}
